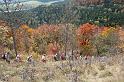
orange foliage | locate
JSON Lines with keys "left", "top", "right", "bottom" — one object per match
{"left": 14, "top": 24, "right": 35, "bottom": 52}
{"left": 36, "top": 24, "right": 59, "bottom": 33}
{"left": 79, "top": 39, "right": 90, "bottom": 46}
{"left": 77, "top": 23, "right": 96, "bottom": 36}
{"left": 19, "top": 24, "right": 34, "bottom": 35}
{"left": 20, "top": 24, "right": 29, "bottom": 30}
{"left": 76, "top": 23, "right": 99, "bottom": 56}
{"left": 27, "top": 28, "right": 34, "bottom": 33}
{"left": 100, "top": 27, "right": 117, "bottom": 37}
{"left": 33, "top": 24, "right": 62, "bottom": 39}
{"left": 76, "top": 23, "right": 97, "bottom": 46}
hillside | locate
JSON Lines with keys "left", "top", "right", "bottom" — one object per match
{"left": 0, "top": 0, "right": 65, "bottom": 10}
{"left": 0, "top": 54, "right": 124, "bottom": 82}
{"left": 0, "top": 1, "right": 124, "bottom": 82}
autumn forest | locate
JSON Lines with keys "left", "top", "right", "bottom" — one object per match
{"left": 0, "top": 0, "right": 124, "bottom": 82}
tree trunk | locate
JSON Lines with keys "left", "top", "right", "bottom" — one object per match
{"left": 64, "top": 26, "right": 68, "bottom": 57}
{"left": 11, "top": 27, "right": 18, "bottom": 56}
{"left": 24, "top": 30, "right": 29, "bottom": 54}
{"left": 95, "top": 44, "right": 100, "bottom": 56}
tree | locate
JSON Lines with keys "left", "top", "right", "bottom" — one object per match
{"left": 0, "top": 0, "right": 37, "bottom": 56}
{"left": 0, "top": 22, "right": 13, "bottom": 56}
{"left": 101, "top": 27, "right": 118, "bottom": 54}
{"left": 15, "top": 24, "right": 34, "bottom": 54}
{"left": 32, "top": 24, "right": 60, "bottom": 55}
{"left": 0, "top": 0, "right": 24, "bottom": 56}
{"left": 76, "top": 23, "right": 97, "bottom": 56}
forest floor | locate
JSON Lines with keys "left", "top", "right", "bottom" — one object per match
{"left": 0, "top": 54, "right": 124, "bottom": 82}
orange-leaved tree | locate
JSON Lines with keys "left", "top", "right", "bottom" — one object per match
{"left": 76, "top": 23, "right": 97, "bottom": 56}
{"left": 32, "top": 24, "right": 61, "bottom": 56}
{"left": 15, "top": 24, "right": 34, "bottom": 54}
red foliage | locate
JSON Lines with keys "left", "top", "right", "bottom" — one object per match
{"left": 77, "top": 23, "right": 96, "bottom": 36}
{"left": 52, "top": 47, "right": 58, "bottom": 53}
{"left": 76, "top": 23, "right": 97, "bottom": 46}
{"left": 79, "top": 39, "right": 90, "bottom": 46}
{"left": 47, "top": 42, "right": 60, "bottom": 56}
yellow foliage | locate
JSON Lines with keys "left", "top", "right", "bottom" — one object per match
{"left": 101, "top": 27, "right": 116, "bottom": 38}
{"left": 27, "top": 28, "right": 34, "bottom": 33}
{"left": 32, "top": 51, "right": 40, "bottom": 61}
{"left": 21, "top": 53, "right": 28, "bottom": 60}
{"left": 101, "top": 31, "right": 108, "bottom": 37}
{"left": 20, "top": 24, "right": 29, "bottom": 29}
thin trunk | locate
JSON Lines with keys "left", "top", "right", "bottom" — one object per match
{"left": 4, "top": 0, "right": 18, "bottom": 56}
{"left": 71, "top": 47, "right": 74, "bottom": 61}
{"left": 64, "top": 26, "right": 68, "bottom": 57}
{"left": 24, "top": 30, "right": 29, "bottom": 54}
{"left": 64, "top": 41, "right": 67, "bottom": 57}
{"left": 11, "top": 27, "right": 18, "bottom": 56}
{"left": 95, "top": 44, "right": 100, "bottom": 56}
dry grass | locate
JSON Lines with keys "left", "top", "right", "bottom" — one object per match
{"left": 0, "top": 55, "right": 124, "bottom": 82}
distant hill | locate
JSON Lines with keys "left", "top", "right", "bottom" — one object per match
{"left": 39, "top": 0, "right": 64, "bottom": 2}
{"left": 20, "top": 0, "right": 65, "bottom": 9}
{"left": 0, "top": 0, "right": 65, "bottom": 10}
{"left": 0, "top": 0, "right": 64, "bottom": 3}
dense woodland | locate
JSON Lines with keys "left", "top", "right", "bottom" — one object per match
{"left": 0, "top": 0, "right": 123, "bottom": 57}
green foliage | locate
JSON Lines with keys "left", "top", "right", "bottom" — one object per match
{"left": 93, "top": 27, "right": 118, "bottom": 56}
{"left": 33, "top": 4, "right": 80, "bottom": 24}
{"left": 32, "top": 3, "right": 124, "bottom": 26}
{"left": 80, "top": 4, "right": 124, "bottom": 26}
{"left": 33, "top": 35, "right": 47, "bottom": 54}
{"left": 0, "top": 2, "right": 123, "bottom": 27}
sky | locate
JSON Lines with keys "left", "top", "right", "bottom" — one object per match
{"left": 0, "top": 0, "right": 26, "bottom": 3}
{"left": 0, "top": 0, "right": 63, "bottom": 3}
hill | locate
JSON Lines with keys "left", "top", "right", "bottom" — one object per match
{"left": 0, "top": 0, "right": 65, "bottom": 10}
{"left": 0, "top": 54, "right": 124, "bottom": 82}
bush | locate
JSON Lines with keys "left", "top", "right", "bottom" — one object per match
{"left": 99, "top": 71, "right": 113, "bottom": 78}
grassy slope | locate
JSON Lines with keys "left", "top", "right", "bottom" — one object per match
{"left": 0, "top": 55, "right": 124, "bottom": 82}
